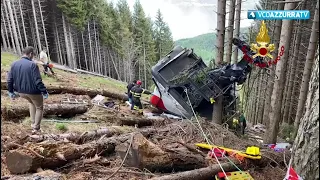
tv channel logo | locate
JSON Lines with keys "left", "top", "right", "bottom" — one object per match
{"left": 247, "top": 10, "right": 310, "bottom": 20}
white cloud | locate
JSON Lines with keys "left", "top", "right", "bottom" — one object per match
{"left": 110, "top": 0, "right": 258, "bottom": 40}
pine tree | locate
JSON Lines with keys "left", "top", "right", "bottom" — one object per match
{"left": 154, "top": 9, "right": 174, "bottom": 61}
{"left": 133, "top": 0, "right": 156, "bottom": 87}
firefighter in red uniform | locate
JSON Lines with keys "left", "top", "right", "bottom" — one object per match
{"left": 129, "top": 80, "right": 151, "bottom": 112}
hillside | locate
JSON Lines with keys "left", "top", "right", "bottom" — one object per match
{"left": 175, "top": 27, "right": 250, "bottom": 63}
{"left": 0, "top": 52, "right": 285, "bottom": 180}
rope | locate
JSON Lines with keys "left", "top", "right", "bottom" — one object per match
{"left": 184, "top": 88, "right": 243, "bottom": 176}
{"left": 184, "top": 88, "right": 212, "bottom": 145}
{"left": 211, "top": 148, "right": 230, "bottom": 180}
{"left": 106, "top": 133, "right": 134, "bottom": 179}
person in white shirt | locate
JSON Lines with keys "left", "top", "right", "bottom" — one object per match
{"left": 39, "top": 49, "right": 54, "bottom": 75}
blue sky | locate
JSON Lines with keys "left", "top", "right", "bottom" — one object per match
{"left": 110, "top": 0, "right": 259, "bottom": 40}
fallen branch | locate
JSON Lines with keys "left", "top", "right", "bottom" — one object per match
{"left": 1, "top": 81, "right": 128, "bottom": 101}
{"left": 1, "top": 104, "right": 89, "bottom": 122}
{"left": 149, "top": 163, "right": 239, "bottom": 180}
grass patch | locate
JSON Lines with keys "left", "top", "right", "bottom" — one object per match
{"left": 78, "top": 74, "right": 126, "bottom": 90}
{"left": 1, "top": 52, "right": 127, "bottom": 93}
{"left": 55, "top": 123, "right": 68, "bottom": 132}
{"left": 1, "top": 52, "right": 18, "bottom": 68}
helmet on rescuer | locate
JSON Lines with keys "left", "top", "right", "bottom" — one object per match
{"left": 136, "top": 80, "right": 142, "bottom": 85}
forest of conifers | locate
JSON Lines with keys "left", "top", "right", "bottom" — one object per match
{"left": 0, "top": 0, "right": 174, "bottom": 88}
{"left": 1, "top": 0, "right": 319, "bottom": 178}
{"left": 213, "top": 0, "right": 318, "bottom": 178}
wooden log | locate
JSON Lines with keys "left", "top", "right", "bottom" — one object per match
{"left": 5, "top": 140, "right": 115, "bottom": 174}
{"left": 1, "top": 81, "right": 128, "bottom": 101}
{"left": 24, "top": 127, "right": 156, "bottom": 144}
{"left": 4, "top": 128, "right": 157, "bottom": 151}
{"left": 90, "top": 112, "right": 158, "bottom": 127}
{"left": 148, "top": 163, "right": 239, "bottom": 180}
{"left": 1, "top": 104, "right": 89, "bottom": 121}
{"left": 27, "top": 127, "right": 122, "bottom": 143}
{"left": 3, "top": 170, "right": 64, "bottom": 180}
{"left": 6, "top": 131, "right": 202, "bottom": 175}
{"left": 116, "top": 116, "right": 153, "bottom": 127}
{"left": 115, "top": 133, "right": 206, "bottom": 173}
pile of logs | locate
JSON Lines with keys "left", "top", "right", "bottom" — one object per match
{"left": 1, "top": 81, "right": 128, "bottom": 101}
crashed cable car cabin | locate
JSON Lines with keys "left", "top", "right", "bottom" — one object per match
{"left": 150, "top": 42, "right": 252, "bottom": 120}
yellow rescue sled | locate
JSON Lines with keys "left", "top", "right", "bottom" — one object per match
{"left": 215, "top": 171, "right": 254, "bottom": 180}
{"left": 195, "top": 143, "right": 261, "bottom": 160}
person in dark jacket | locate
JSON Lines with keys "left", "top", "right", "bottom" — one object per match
{"left": 239, "top": 113, "right": 247, "bottom": 135}
{"left": 129, "top": 80, "right": 151, "bottom": 112}
{"left": 7, "top": 46, "right": 49, "bottom": 134}
{"left": 127, "top": 80, "right": 137, "bottom": 105}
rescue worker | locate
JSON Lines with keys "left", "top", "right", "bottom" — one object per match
{"left": 126, "top": 80, "right": 137, "bottom": 105}
{"left": 39, "top": 48, "right": 55, "bottom": 76}
{"left": 239, "top": 112, "right": 247, "bottom": 135}
{"left": 129, "top": 80, "right": 151, "bottom": 112}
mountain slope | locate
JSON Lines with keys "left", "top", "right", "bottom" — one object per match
{"left": 175, "top": 27, "right": 250, "bottom": 63}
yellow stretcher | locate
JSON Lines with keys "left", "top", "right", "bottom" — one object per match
{"left": 195, "top": 143, "right": 262, "bottom": 160}
{"left": 215, "top": 171, "right": 254, "bottom": 180}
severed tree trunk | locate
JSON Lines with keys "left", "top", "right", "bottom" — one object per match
{"left": 150, "top": 163, "right": 238, "bottom": 180}
{"left": 264, "top": 0, "right": 296, "bottom": 144}
{"left": 291, "top": 50, "right": 319, "bottom": 180}
{"left": 1, "top": 81, "right": 128, "bottom": 100}
{"left": 225, "top": 0, "right": 236, "bottom": 64}
{"left": 212, "top": 0, "right": 226, "bottom": 124}
{"left": 293, "top": 1, "right": 319, "bottom": 138}
{"left": 1, "top": 104, "right": 89, "bottom": 121}
{"left": 3, "top": 170, "right": 63, "bottom": 180}
{"left": 6, "top": 132, "right": 205, "bottom": 174}
{"left": 232, "top": 0, "right": 241, "bottom": 64}
{"left": 5, "top": 139, "right": 115, "bottom": 174}
{"left": 31, "top": 0, "right": 41, "bottom": 52}
{"left": 262, "top": 2, "right": 284, "bottom": 128}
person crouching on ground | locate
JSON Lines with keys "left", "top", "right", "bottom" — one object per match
{"left": 7, "top": 46, "right": 49, "bottom": 134}
{"left": 126, "top": 80, "right": 137, "bottom": 106}
{"left": 129, "top": 80, "right": 151, "bottom": 113}
{"left": 40, "top": 48, "right": 55, "bottom": 76}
